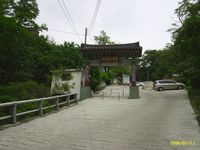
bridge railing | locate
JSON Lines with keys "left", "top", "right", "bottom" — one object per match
{"left": 0, "top": 93, "right": 78, "bottom": 125}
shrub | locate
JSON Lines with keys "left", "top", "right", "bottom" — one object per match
{"left": 0, "top": 81, "right": 50, "bottom": 103}
{"left": 90, "top": 67, "right": 101, "bottom": 91}
{"left": 0, "top": 81, "right": 51, "bottom": 124}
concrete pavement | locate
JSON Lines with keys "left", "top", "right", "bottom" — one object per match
{"left": 0, "top": 85, "right": 199, "bottom": 150}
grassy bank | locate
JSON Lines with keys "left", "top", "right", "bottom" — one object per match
{"left": 0, "top": 81, "right": 51, "bottom": 126}
{"left": 0, "top": 81, "right": 50, "bottom": 103}
{"left": 188, "top": 88, "right": 200, "bottom": 125}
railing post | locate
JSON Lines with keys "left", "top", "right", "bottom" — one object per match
{"left": 67, "top": 96, "right": 70, "bottom": 106}
{"left": 12, "top": 103, "right": 17, "bottom": 124}
{"left": 75, "top": 94, "right": 78, "bottom": 104}
{"left": 40, "top": 100, "right": 43, "bottom": 115}
{"left": 56, "top": 98, "right": 59, "bottom": 110}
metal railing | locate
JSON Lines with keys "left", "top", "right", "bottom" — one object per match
{"left": 107, "top": 88, "right": 125, "bottom": 96}
{"left": 102, "top": 91, "right": 121, "bottom": 101}
{"left": 0, "top": 93, "right": 78, "bottom": 125}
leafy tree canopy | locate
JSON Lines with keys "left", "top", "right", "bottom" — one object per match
{"left": 2, "top": 0, "right": 47, "bottom": 33}
{"left": 0, "top": 1, "right": 84, "bottom": 85}
{"left": 172, "top": 0, "right": 200, "bottom": 88}
{"left": 94, "top": 30, "right": 114, "bottom": 45}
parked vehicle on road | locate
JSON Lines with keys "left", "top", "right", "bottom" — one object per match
{"left": 153, "top": 80, "right": 185, "bottom": 91}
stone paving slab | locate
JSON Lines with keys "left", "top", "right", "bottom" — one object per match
{"left": 0, "top": 86, "right": 200, "bottom": 150}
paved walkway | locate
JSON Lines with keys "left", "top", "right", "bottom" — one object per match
{"left": 0, "top": 86, "right": 200, "bottom": 150}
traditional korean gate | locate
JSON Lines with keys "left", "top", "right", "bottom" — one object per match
{"left": 80, "top": 42, "right": 142, "bottom": 99}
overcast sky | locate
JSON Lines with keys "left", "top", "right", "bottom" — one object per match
{"left": 36, "top": 0, "right": 180, "bottom": 51}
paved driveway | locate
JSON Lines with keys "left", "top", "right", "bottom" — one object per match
{"left": 0, "top": 86, "right": 199, "bottom": 150}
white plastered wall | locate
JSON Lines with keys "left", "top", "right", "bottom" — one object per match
{"left": 50, "top": 69, "right": 82, "bottom": 99}
{"left": 67, "top": 71, "right": 82, "bottom": 99}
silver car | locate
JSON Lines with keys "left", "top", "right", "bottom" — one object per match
{"left": 154, "top": 80, "right": 185, "bottom": 91}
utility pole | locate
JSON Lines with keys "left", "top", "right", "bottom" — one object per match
{"left": 84, "top": 27, "right": 88, "bottom": 44}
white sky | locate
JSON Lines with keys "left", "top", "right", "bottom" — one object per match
{"left": 36, "top": 0, "right": 180, "bottom": 51}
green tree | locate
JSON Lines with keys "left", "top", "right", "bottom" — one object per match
{"left": 0, "top": 0, "right": 5, "bottom": 16}
{"left": 137, "top": 48, "right": 178, "bottom": 81}
{"left": 15, "top": 0, "right": 40, "bottom": 32}
{"left": 110, "top": 66, "right": 130, "bottom": 76}
{"left": 2, "top": 0, "right": 47, "bottom": 33}
{"left": 173, "top": 0, "right": 200, "bottom": 56}
{"left": 3, "top": 0, "right": 15, "bottom": 17}
{"left": 140, "top": 50, "right": 160, "bottom": 81}
{"left": 45, "top": 42, "right": 84, "bottom": 70}
{"left": 171, "top": 0, "right": 200, "bottom": 123}
{"left": 172, "top": 0, "right": 200, "bottom": 88}
{"left": 90, "top": 67, "right": 101, "bottom": 91}
{"left": 0, "top": 0, "right": 85, "bottom": 107}
{"left": 0, "top": 17, "right": 36, "bottom": 84}
{"left": 94, "top": 30, "right": 114, "bottom": 45}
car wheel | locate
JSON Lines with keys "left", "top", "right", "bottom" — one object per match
{"left": 158, "top": 87, "right": 164, "bottom": 91}
{"left": 177, "top": 86, "right": 183, "bottom": 90}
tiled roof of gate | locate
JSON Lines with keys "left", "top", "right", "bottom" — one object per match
{"left": 80, "top": 42, "right": 142, "bottom": 51}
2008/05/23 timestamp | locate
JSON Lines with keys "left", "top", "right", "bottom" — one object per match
{"left": 170, "top": 140, "right": 195, "bottom": 146}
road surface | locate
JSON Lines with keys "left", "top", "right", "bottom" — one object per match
{"left": 0, "top": 85, "right": 199, "bottom": 150}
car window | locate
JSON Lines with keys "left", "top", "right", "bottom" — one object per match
{"left": 159, "top": 81, "right": 167, "bottom": 84}
{"left": 158, "top": 80, "right": 176, "bottom": 84}
{"left": 167, "top": 81, "right": 176, "bottom": 83}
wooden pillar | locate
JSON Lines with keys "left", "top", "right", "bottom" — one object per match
{"left": 129, "top": 60, "right": 139, "bottom": 99}
{"left": 130, "top": 63, "right": 136, "bottom": 86}
{"left": 82, "top": 64, "right": 90, "bottom": 86}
